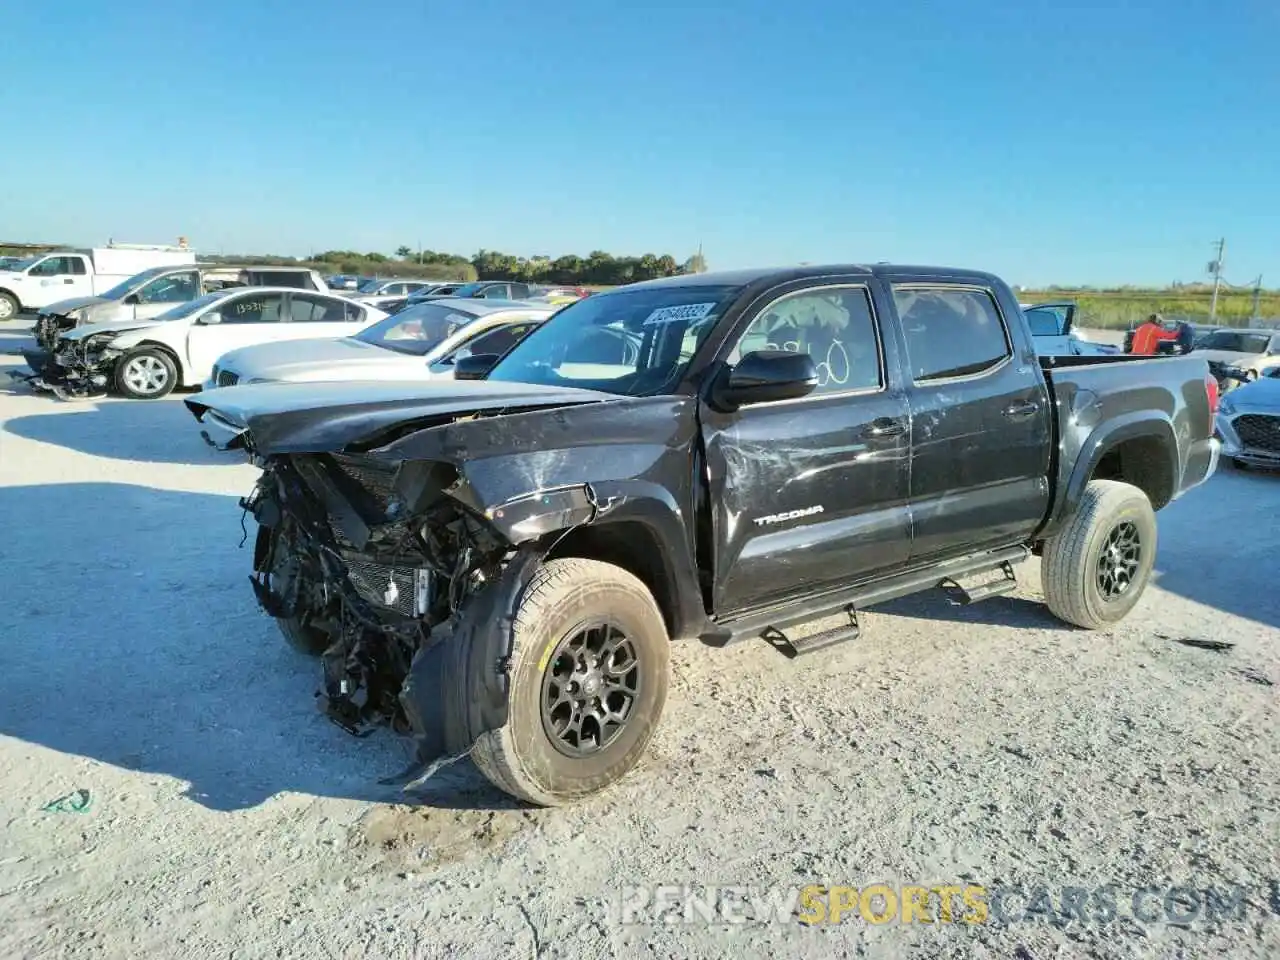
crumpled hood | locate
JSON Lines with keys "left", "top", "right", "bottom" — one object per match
{"left": 219, "top": 337, "right": 427, "bottom": 381}
{"left": 39, "top": 296, "right": 113, "bottom": 317}
{"left": 61, "top": 316, "right": 163, "bottom": 342}
{"left": 1223, "top": 374, "right": 1280, "bottom": 410}
{"left": 185, "top": 379, "right": 620, "bottom": 453}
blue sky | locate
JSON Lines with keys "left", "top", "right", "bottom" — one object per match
{"left": 0, "top": 0, "right": 1276, "bottom": 286}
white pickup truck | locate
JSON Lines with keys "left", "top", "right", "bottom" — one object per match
{"left": 0, "top": 244, "right": 196, "bottom": 320}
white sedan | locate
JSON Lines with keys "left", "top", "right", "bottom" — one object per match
{"left": 208, "top": 298, "right": 553, "bottom": 387}
{"left": 44, "top": 288, "right": 386, "bottom": 399}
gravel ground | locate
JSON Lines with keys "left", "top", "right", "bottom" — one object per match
{"left": 1, "top": 321, "right": 1277, "bottom": 959}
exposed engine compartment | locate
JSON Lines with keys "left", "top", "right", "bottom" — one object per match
{"left": 242, "top": 450, "right": 512, "bottom": 737}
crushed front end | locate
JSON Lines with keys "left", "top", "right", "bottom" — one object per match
{"left": 242, "top": 450, "right": 520, "bottom": 750}
{"left": 18, "top": 334, "right": 120, "bottom": 399}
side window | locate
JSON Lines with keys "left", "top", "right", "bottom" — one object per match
{"left": 729, "top": 286, "right": 882, "bottom": 394}
{"left": 30, "top": 257, "right": 71, "bottom": 276}
{"left": 454, "top": 322, "right": 537, "bottom": 361}
{"left": 480, "top": 284, "right": 510, "bottom": 299}
{"left": 136, "top": 270, "right": 199, "bottom": 304}
{"left": 69, "top": 257, "right": 88, "bottom": 276}
{"left": 893, "top": 286, "right": 1011, "bottom": 382}
{"left": 289, "top": 293, "right": 356, "bottom": 323}
{"left": 1023, "top": 306, "right": 1066, "bottom": 338}
{"left": 221, "top": 292, "right": 286, "bottom": 324}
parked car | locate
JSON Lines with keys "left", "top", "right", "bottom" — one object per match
{"left": 27, "top": 288, "right": 386, "bottom": 400}
{"left": 0, "top": 243, "right": 196, "bottom": 321}
{"left": 186, "top": 263, "right": 1219, "bottom": 807}
{"left": 1020, "top": 302, "right": 1119, "bottom": 357}
{"left": 409, "top": 280, "right": 537, "bottom": 303}
{"left": 325, "top": 275, "right": 362, "bottom": 291}
{"left": 206, "top": 298, "right": 553, "bottom": 388}
{"left": 1215, "top": 367, "right": 1280, "bottom": 469}
{"left": 355, "top": 278, "right": 437, "bottom": 299}
{"left": 529, "top": 286, "right": 591, "bottom": 305}
{"left": 1194, "top": 328, "right": 1280, "bottom": 388}
{"left": 29, "top": 265, "right": 330, "bottom": 355}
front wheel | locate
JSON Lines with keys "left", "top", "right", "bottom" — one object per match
{"left": 115, "top": 348, "right": 178, "bottom": 399}
{"left": 1041, "top": 479, "right": 1157, "bottom": 629}
{"left": 0, "top": 292, "right": 19, "bottom": 321}
{"left": 471, "top": 558, "right": 670, "bottom": 806}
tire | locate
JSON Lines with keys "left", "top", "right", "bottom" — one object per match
{"left": 0, "top": 292, "right": 19, "bottom": 321}
{"left": 471, "top": 558, "right": 670, "bottom": 806}
{"left": 267, "top": 525, "right": 329, "bottom": 656}
{"left": 1041, "top": 479, "right": 1157, "bottom": 630}
{"left": 115, "top": 348, "right": 178, "bottom": 399}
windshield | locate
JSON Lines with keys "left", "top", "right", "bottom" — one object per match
{"left": 357, "top": 278, "right": 388, "bottom": 294}
{"left": 155, "top": 290, "right": 234, "bottom": 322}
{"left": 353, "top": 302, "right": 483, "bottom": 356}
{"left": 486, "top": 284, "right": 739, "bottom": 396}
{"left": 1199, "top": 331, "right": 1271, "bottom": 354}
{"left": 98, "top": 266, "right": 175, "bottom": 301}
{"left": 3, "top": 255, "right": 41, "bottom": 272}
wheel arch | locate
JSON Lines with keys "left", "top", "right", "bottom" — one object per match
{"left": 1052, "top": 414, "right": 1179, "bottom": 531}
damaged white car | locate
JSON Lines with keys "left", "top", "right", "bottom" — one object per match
{"left": 21, "top": 288, "right": 386, "bottom": 400}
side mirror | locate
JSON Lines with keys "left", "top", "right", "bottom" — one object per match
{"left": 454, "top": 353, "right": 500, "bottom": 380}
{"left": 124, "top": 293, "right": 140, "bottom": 305}
{"left": 200, "top": 312, "right": 222, "bottom": 325}
{"left": 716, "top": 350, "right": 818, "bottom": 409}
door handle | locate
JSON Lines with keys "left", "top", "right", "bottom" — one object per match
{"left": 63, "top": 278, "right": 74, "bottom": 284}
{"left": 1003, "top": 400, "right": 1040, "bottom": 420}
{"left": 862, "top": 417, "right": 906, "bottom": 439}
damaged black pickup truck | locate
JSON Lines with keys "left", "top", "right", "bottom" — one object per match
{"left": 186, "top": 264, "right": 1221, "bottom": 806}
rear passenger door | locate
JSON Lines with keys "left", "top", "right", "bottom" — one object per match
{"left": 286, "top": 292, "right": 370, "bottom": 339}
{"left": 890, "top": 282, "right": 1052, "bottom": 561}
{"left": 701, "top": 280, "right": 913, "bottom": 615}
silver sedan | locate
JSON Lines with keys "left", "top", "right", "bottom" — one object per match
{"left": 207, "top": 298, "right": 554, "bottom": 388}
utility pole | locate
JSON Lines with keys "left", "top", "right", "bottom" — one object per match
{"left": 1208, "top": 237, "right": 1225, "bottom": 323}
{"left": 1252, "top": 275, "right": 1263, "bottom": 323}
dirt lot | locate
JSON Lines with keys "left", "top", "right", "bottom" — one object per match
{"left": 1, "top": 321, "right": 1277, "bottom": 959}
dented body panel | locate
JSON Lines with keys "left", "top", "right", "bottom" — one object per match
{"left": 185, "top": 263, "right": 1221, "bottom": 774}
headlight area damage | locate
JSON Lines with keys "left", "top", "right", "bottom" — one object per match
{"left": 243, "top": 448, "right": 587, "bottom": 760}
{"left": 183, "top": 379, "right": 686, "bottom": 803}
{"left": 16, "top": 334, "right": 120, "bottom": 399}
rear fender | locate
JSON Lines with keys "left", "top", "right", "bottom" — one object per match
{"left": 1046, "top": 412, "right": 1178, "bottom": 534}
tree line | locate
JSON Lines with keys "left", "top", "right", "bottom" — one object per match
{"left": 286, "top": 247, "right": 710, "bottom": 285}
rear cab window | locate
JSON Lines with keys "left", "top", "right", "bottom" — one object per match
{"left": 892, "top": 285, "right": 1012, "bottom": 381}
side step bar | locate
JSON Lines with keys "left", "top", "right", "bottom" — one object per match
{"left": 703, "top": 545, "right": 1030, "bottom": 651}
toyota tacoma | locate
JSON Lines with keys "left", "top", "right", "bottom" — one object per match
{"left": 186, "top": 264, "right": 1221, "bottom": 806}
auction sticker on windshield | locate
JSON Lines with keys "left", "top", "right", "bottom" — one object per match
{"left": 644, "top": 303, "right": 718, "bottom": 326}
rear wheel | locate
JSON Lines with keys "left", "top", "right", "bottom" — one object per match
{"left": 1041, "top": 479, "right": 1157, "bottom": 629}
{"left": 471, "top": 558, "right": 670, "bottom": 806}
{"left": 115, "top": 348, "right": 179, "bottom": 399}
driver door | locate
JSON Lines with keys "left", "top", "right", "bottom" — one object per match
{"left": 185, "top": 291, "right": 288, "bottom": 381}
{"left": 699, "top": 280, "right": 913, "bottom": 616}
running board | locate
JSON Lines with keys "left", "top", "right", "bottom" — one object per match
{"left": 940, "top": 561, "right": 1018, "bottom": 605}
{"left": 703, "top": 545, "right": 1030, "bottom": 648}
{"left": 761, "top": 606, "right": 860, "bottom": 659}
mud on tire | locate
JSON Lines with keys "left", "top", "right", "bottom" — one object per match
{"left": 471, "top": 558, "right": 670, "bottom": 806}
{"left": 1041, "top": 479, "right": 1157, "bottom": 630}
